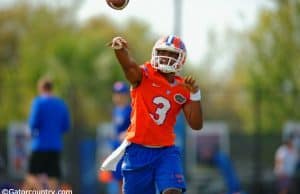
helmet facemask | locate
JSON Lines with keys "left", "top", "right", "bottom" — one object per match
{"left": 152, "top": 49, "right": 184, "bottom": 73}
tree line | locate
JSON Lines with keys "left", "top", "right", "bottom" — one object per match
{"left": 0, "top": 1, "right": 299, "bottom": 134}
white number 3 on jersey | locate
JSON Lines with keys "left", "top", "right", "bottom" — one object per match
{"left": 150, "top": 96, "right": 171, "bottom": 125}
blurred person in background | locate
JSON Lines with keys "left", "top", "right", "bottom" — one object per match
{"left": 274, "top": 132, "right": 298, "bottom": 194}
{"left": 23, "top": 77, "right": 71, "bottom": 190}
{"left": 108, "top": 81, "right": 131, "bottom": 194}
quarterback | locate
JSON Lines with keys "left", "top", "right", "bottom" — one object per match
{"left": 102, "top": 35, "right": 203, "bottom": 194}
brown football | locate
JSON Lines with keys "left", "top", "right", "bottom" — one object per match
{"left": 106, "top": 0, "right": 129, "bottom": 10}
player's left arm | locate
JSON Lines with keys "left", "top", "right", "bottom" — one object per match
{"left": 182, "top": 76, "right": 203, "bottom": 130}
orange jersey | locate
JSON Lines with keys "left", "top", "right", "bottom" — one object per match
{"left": 125, "top": 62, "right": 191, "bottom": 146}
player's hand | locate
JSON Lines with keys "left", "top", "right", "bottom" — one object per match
{"left": 184, "top": 75, "right": 199, "bottom": 94}
{"left": 107, "top": 36, "right": 128, "bottom": 50}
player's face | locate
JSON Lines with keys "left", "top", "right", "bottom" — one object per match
{"left": 156, "top": 50, "right": 179, "bottom": 66}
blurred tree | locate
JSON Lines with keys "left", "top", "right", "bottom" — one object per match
{"left": 185, "top": 29, "right": 245, "bottom": 132}
{"left": 231, "top": 0, "right": 300, "bottom": 133}
{"left": 0, "top": 2, "right": 155, "bottom": 131}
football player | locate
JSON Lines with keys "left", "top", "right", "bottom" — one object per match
{"left": 104, "top": 35, "right": 203, "bottom": 194}
{"left": 111, "top": 81, "right": 132, "bottom": 194}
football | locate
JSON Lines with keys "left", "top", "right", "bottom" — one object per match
{"left": 106, "top": 0, "right": 129, "bottom": 10}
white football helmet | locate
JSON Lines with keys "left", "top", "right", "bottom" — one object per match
{"left": 151, "top": 35, "right": 187, "bottom": 73}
